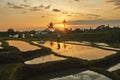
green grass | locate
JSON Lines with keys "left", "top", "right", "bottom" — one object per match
{"left": 0, "top": 63, "right": 24, "bottom": 80}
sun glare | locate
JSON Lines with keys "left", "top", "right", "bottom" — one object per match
{"left": 55, "top": 24, "right": 65, "bottom": 30}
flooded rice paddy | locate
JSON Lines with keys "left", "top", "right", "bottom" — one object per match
{"left": 108, "top": 63, "right": 120, "bottom": 72}
{"left": 33, "top": 41, "right": 116, "bottom": 60}
{"left": 50, "top": 70, "right": 111, "bottom": 80}
{"left": 0, "top": 42, "right": 3, "bottom": 49}
{"left": 63, "top": 41, "right": 91, "bottom": 45}
{"left": 5, "top": 40, "right": 118, "bottom": 64}
{"left": 7, "top": 40, "right": 41, "bottom": 52}
{"left": 94, "top": 42, "right": 120, "bottom": 51}
{"left": 25, "top": 54, "right": 65, "bottom": 64}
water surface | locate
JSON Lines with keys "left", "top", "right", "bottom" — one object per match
{"left": 25, "top": 54, "right": 65, "bottom": 64}
{"left": 100, "top": 46, "right": 120, "bottom": 51}
{"left": 63, "top": 41, "right": 91, "bottom": 45}
{"left": 7, "top": 40, "right": 41, "bottom": 52}
{"left": 94, "top": 42, "right": 109, "bottom": 47}
{"left": 94, "top": 42, "right": 120, "bottom": 51}
{"left": 0, "top": 42, "right": 3, "bottom": 49}
{"left": 33, "top": 41, "right": 116, "bottom": 60}
{"left": 50, "top": 70, "right": 111, "bottom": 80}
{"left": 108, "top": 63, "right": 120, "bottom": 72}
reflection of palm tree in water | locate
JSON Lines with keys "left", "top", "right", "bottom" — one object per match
{"left": 63, "top": 43, "right": 67, "bottom": 49}
{"left": 50, "top": 41, "right": 54, "bottom": 47}
{"left": 50, "top": 41, "right": 61, "bottom": 50}
{"left": 57, "top": 42, "right": 61, "bottom": 50}
{"left": 57, "top": 42, "right": 67, "bottom": 50}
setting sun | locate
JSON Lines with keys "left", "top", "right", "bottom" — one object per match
{"left": 55, "top": 24, "right": 64, "bottom": 30}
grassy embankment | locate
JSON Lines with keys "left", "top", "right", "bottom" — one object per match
{"left": 0, "top": 38, "right": 54, "bottom": 63}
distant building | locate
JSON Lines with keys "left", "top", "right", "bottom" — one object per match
{"left": 30, "top": 34, "right": 34, "bottom": 37}
{"left": 13, "top": 34, "right": 19, "bottom": 38}
{"left": 9, "top": 35, "right": 13, "bottom": 37}
{"left": 22, "top": 34, "right": 25, "bottom": 38}
{"left": 35, "top": 31, "right": 48, "bottom": 35}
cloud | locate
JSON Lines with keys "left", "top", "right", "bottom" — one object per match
{"left": 24, "top": 0, "right": 27, "bottom": 3}
{"left": 68, "top": 20, "right": 120, "bottom": 25}
{"left": 6, "top": 1, "right": 50, "bottom": 11}
{"left": 29, "top": 4, "right": 51, "bottom": 11}
{"left": 12, "top": 5, "right": 24, "bottom": 9}
{"left": 39, "top": 4, "right": 44, "bottom": 8}
{"left": 87, "top": 14, "right": 101, "bottom": 19}
{"left": 107, "top": 0, "right": 120, "bottom": 9}
{"left": 67, "top": 15, "right": 72, "bottom": 16}
{"left": 74, "top": 0, "right": 79, "bottom": 1}
{"left": 29, "top": 7, "right": 41, "bottom": 11}
{"left": 6, "top": 2, "right": 24, "bottom": 9}
{"left": 71, "top": 12, "right": 101, "bottom": 19}
{"left": 20, "top": 4, "right": 30, "bottom": 7}
{"left": 39, "top": 4, "right": 51, "bottom": 9}
{"left": 41, "top": 16, "right": 45, "bottom": 18}
{"left": 53, "top": 9, "right": 61, "bottom": 12}
{"left": 7, "top": 2, "right": 13, "bottom": 6}
{"left": 44, "top": 4, "right": 51, "bottom": 9}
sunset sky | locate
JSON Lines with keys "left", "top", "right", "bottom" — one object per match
{"left": 0, "top": 0, "right": 120, "bottom": 31}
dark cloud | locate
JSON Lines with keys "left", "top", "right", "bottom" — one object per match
{"left": 53, "top": 9, "right": 61, "bottom": 12}
{"left": 41, "top": 16, "right": 45, "bottom": 18}
{"left": 39, "top": 4, "right": 44, "bottom": 8}
{"left": 6, "top": 1, "right": 50, "bottom": 11}
{"left": 74, "top": 0, "right": 79, "bottom": 1}
{"left": 7, "top": 2, "right": 13, "bottom": 6}
{"left": 6, "top": 2, "right": 24, "bottom": 9}
{"left": 45, "top": 5, "right": 51, "bottom": 9}
{"left": 29, "top": 4, "right": 51, "bottom": 11}
{"left": 29, "top": 7, "right": 41, "bottom": 11}
{"left": 39, "top": 4, "right": 51, "bottom": 9}
{"left": 68, "top": 20, "right": 120, "bottom": 25}
{"left": 107, "top": 0, "right": 120, "bottom": 9}
{"left": 12, "top": 5, "right": 24, "bottom": 9}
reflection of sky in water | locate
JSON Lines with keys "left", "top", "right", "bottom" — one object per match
{"left": 0, "top": 42, "right": 2, "bottom": 45}
{"left": 0, "top": 42, "right": 3, "bottom": 49}
{"left": 63, "top": 41, "right": 91, "bottom": 45}
{"left": 108, "top": 63, "right": 120, "bottom": 72}
{"left": 100, "top": 46, "right": 120, "bottom": 51}
{"left": 25, "top": 54, "right": 65, "bottom": 64}
{"left": 94, "top": 42, "right": 120, "bottom": 51}
{"left": 33, "top": 41, "right": 116, "bottom": 60}
{"left": 50, "top": 70, "right": 111, "bottom": 80}
{"left": 7, "top": 40, "right": 41, "bottom": 52}
{"left": 94, "top": 42, "right": 109, "bottom": 47}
